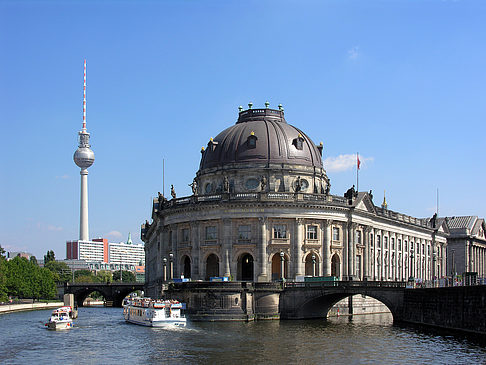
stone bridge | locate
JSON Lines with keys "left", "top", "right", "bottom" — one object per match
{"left": 163, "top": 281, "right": 407, "bottom": 321}
{"left": 64, "top": 282, "right": 144, "bottom": 307}
{"left": 280, "top": 281, "right": 406, "bottom": 321}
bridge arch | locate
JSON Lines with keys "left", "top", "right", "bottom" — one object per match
{"left": 65, "top": 283, "right": 145, "bottom": 307}
{"left": 280, "top": 285, "right": 404, "bottom": 322}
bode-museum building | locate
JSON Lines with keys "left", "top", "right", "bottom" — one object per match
{"left": 142, "top": 104, "right": 452, "bottom": 297}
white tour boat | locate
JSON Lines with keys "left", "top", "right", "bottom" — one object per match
{"left": 123, "top": 298, "right": 187, "bottom": 327}
{"left": 45, "top": 306, "right": 74, "bottom": 330}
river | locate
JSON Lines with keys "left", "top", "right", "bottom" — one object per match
{"left": 1, "top": 307, "right": 485, "bottom": 364}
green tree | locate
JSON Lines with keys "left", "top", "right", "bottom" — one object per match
{"left": 43, "top": 250, "right": 55, "bottom": 265}
{"left": 37, "top": 267, "right": 57, "bottom": 299}
{"left": 4, "top": 256, "right": 57, "bottom": 300}
{"left": 30, "top": 256, "right": 38, "bottom": 266}
{"left": 45, "top": 260, "right": 72, "bottom": 283}
{"left": 74, "top": 270, "right": 96, "bottom": 283}
{"left": 6, "top": 257, "right": 31, "bottom": 298}
{"left": 113, "top": 270, "right": 136, "bottom": 282}
{"left": 0, "top": 246, "right": 8, "bottom": 302}
{"left": 96, "top": 270, "right": 113, "bottom": 283}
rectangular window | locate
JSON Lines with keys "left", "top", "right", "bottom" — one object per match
{"left": 181, "top": 228, "right": 190, "bottom": 243}
{"left": 391, "top": 238, "right": 395, "bottom": 250}
{"left": 384, "top": 236, "right": 388, "bottom": 249}
{"left": 370, "top": 234, "right": 374, "bottom": 247}
{"left": 307, "top": 225, "right": 318, "bottom": 240}
{"left": 404, "top": 241, "right": 408, "bottom": 251}
{"left": 332, "top": 227, "right": 340, "bottom": 241}
{"left": 398, "top": 239, "right": 402, "bottom": 251}
{"left": 356, "top": 231, "right": 362, "bottom": 244}
{"left": 273, "top": 224, "right": 287, "bottom": 239}
{"left": 377, "top": 235, "right": 381, "bottom": 248}
{"left": 238, "top": 225, "right": 251, "bottom": 240}
{"left": 205, "top": 226, "right": 217, "bottom": 240}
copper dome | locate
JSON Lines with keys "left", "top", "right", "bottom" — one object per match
{"left": 199, "top": 107, "right": 323, "bottom": 171}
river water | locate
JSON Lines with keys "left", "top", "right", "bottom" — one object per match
{"left": 1, "top": 307, "right": 485, "bottom": 364}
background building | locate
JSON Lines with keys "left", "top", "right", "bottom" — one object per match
{"left": 66, "top": 233, "right": 144, "bottom": 273}
{"left": 142, "top": 105, "right": 450, "bottom": 297}
{"left": 445, "top": 216, "right": 486, "bottom": 280}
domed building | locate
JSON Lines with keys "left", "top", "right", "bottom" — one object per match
{"left": 142, "top": 104, "right": 448, "bottom": 298}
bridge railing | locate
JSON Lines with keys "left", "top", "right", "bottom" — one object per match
{"left": 283, "top": 280, "right": 407, "bottom": 289}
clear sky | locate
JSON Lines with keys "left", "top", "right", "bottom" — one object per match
{"left": 1, "top": 0, "right": 485, "bottom": 260}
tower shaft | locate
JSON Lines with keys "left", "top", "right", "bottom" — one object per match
{"left": 79, "top": 169, "right": 89, "bottom": 241}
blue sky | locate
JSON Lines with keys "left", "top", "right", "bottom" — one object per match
{"left": 1, "top": 0, "right": 485, "bottom": 259}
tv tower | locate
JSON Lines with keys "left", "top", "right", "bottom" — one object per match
{"left": 73, "top": 60, "right": 95, "bottom": 241}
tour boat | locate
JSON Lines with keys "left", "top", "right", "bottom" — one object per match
{"left": 123, "top": 298, "right": 186, "bottom": 327}
{"left": 45, "top": 306, "right": 74, "bottom": 330}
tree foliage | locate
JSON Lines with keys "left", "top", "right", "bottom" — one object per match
{"left": 112, "top": 270, "right": 136, "bottom": 282}
{"left": 2, "top": 256, "right": 57, "bottom": 301}
{"left": 45, "top": 260, "right": 72, "bottom": 284}
{"left": 0, "top": 246, "right": 7, "bottom": 302}
{"left": 43, "top": 250, "right": 55, "bottom": 265}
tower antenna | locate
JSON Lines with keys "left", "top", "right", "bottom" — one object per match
{"left": 83, "top": 59, "right": 87, "bottom": 131}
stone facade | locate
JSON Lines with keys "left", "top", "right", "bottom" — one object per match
{"left": 142, "top": 106, "right": 449, "bottom": 298}
{"left": 445, "top": 216, "right": 486, "bottom": 279}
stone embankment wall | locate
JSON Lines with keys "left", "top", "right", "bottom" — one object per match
{"left": 401, "top": 286, "right": 486, "bottom": 335}
{"left": 0, "top": 302, "right": 63, "bottom": 315}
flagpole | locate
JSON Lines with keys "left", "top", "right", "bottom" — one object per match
{"left": 356, "top": 152, "right": 359, "bottom": 192}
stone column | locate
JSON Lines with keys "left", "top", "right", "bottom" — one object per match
{"left": 223, "top": 218, "right": 232, "bottom": 278}
{"left": 342, "top": 223, "right": 348, "bottom": 278}
{"left": 173, "top": 228, "right": 179, "bottom": 278}
{"left": 257, "top": 217, "right": 268, "bottom": 282}
{"left": 294, "top": 218, "right": 304, "bottom": 278}
{"left": 191, "top": 221, "right": 200, "bottom": 279}
{"left": 347, "top": 223, "right": 355, "bottom": 279}
{"left": 363, "top": 227, "right": 369, "bottom": 280}
{"left": 323, "top": 220, "right": 332, "bottom": 276}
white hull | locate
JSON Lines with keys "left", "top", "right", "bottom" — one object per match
{"left": 125, "top": 317, "right": 186, "bottom": 327}
{"left": 123, "top": 298, "right": 187, "bottom": 328}
{"left": 46, "top": 320, "right": 73, "bottom": 330}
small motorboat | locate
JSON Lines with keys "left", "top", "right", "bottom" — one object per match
{"left": 45, "top": 306, "right": 74, "bottom": 330}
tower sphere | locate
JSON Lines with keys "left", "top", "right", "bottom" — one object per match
{"left": 74, "top": 147, "right": 95, "bottom": 169}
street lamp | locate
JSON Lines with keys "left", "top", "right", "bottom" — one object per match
{"left": 169, "top": 253, "right": 174, "bottom": 280}
{"left": 451, "top": 249, "right": 456, "bottom": 283}
{"left": 433, "top": 250, "right": 437, "bottom": 286}
{"left": 409, "top": 248, "right": 414, "bottom": 280}
{"left": 280, "top": 251, "right": 285, "bottom": 280}
{"left": 312, "top": 254, "right": 316, "bottom": 277}
{"left": 163, "top": 257, "right": 167, "bottom": 282}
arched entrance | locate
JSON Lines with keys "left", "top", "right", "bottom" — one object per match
{"left": 331, "top": 254, "right": 340, "bottom": 279}
{"left": 237, "top": 253, "right": 254, "bottom": 281}
{"left": 205, "top": 253, "right": 219, "bottom": 280}
{"left": 271, "top": 252, "right": 289, "bottom": 281}
{"left": 182, "top": 255, "right": 191, "bottom": 279}
{"left": 305, "top": 253, "right": 319, "bottom": 276}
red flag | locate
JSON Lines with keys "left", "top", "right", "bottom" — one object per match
{"left": 357, "top": 153, "right": 361, "bottom": 170}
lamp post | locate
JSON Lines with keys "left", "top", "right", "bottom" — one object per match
{"left": 312, "top": 254, "right": 316, "bottom": 277}
{"left": 409, "top": 248, "right": 414, "bottom": 280}
{"left": 163, "top": 257, "right": 167, "bottom": 282}
{"left": 280, "top": 251, "right": 285, "bottom": 280}
{"left": 433, "top": 250, "right": 437, "bottom": 286}
{"left": 451, "top": 249, "right": 456, "bottom": 283}
{"left": 169, "top": 253, "right": 174, "bottom": 280}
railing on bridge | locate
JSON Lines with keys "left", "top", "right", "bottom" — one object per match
{"left": 283, "top": 280, "right": 407, "bottom": 289}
